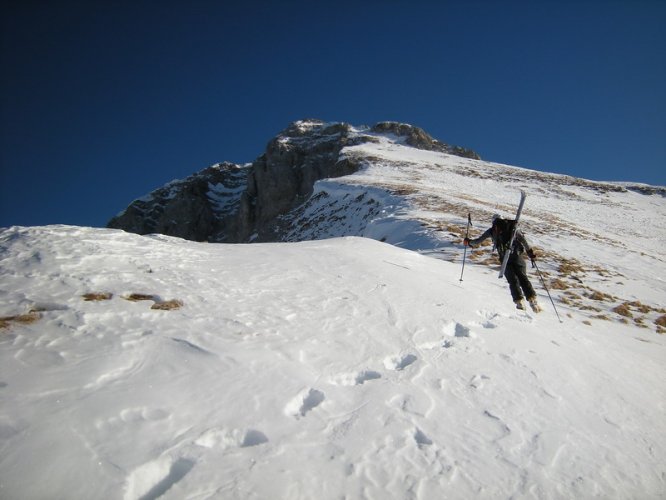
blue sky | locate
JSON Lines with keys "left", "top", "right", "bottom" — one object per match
{"left": 1, "top": 0, "right": 665, "bottom": 228}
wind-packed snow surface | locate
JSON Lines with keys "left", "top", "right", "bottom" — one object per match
{"left": 1, "top": 225, "right": 665, "bottom": 499}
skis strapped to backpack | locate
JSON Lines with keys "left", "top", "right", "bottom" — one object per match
{"left": 498, "top": 190, "right": 527, "bottom": 279}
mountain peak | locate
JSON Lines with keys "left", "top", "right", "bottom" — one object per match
{"left": 108, "top": 119, "right": 479, "bottom": 243}
{"left": 371, "top": 121, "right": 480, "bottom": 159}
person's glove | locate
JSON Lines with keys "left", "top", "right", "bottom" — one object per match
{"left": 527, "top": 248, "right": 536, "bottom": 262}
{"left": 463, "top": 238, "right": 471, "bottom": 247}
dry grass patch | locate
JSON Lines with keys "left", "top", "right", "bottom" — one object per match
{"left": 82, "top": 292, "right": 113, "bottom": 301}
{"left": 550, "top": 278, "right": 569, "bottom": 290}
{"left": 590, "top": 265, "right": 624, "bottom": 278}
{"left": 151, "top": 299, "right": 184, "bottom": 311}
{"left": 446, "top": 224, "right": 466, "bottom": 238}
{"left": 123, "top": 293, "right": 156, "bottom": 302}
{"left": 122, "top": 293, "right": 183, "bottom": 311}
{"left": 655, "top": 315, "right": 666, "bottom": 329}
{"left": 558, "top": 296, "right": 573, "bottom": 306}
{"left": 579, "top": 304, "right": 602, "bottom": 312}
{"left": 587, "top": 290, "right": 614, "bottom": 302}
{"left": 0, "top": 312, "right": 41, "bottom": 330}
{"left": 627, "top": 301, "right": 653, "bottom": 314}
{"left": 475, "top": 255, "right": 498, "bottom": 267}
{"left": 558, "top": 259, "right": 585, "bottom": 276}
{"left": 612, "top": 303, "right": 633, "bottom": 318}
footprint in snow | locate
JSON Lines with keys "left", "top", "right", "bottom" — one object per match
{"left": 95, "top": 407, "right": 170, "bottom": 431}
{"left": 285, "top": 388, "right": 326, "bottom": 418}
{"left": 124, "top": 456, "right": 195, "bottom": 500}
{"left": 329, "top": 370, "right": 381, "bottom": 386}
{"left": 454, "top": 324, "right": 472, "bottom": 337}
{"left": 195, "top": 428, "right": 268, "bottom": 449}
{"left": 414, "top": 428, "right": 433, "bottom": 447}
{"left": 442, "top": 321, "right": 475, "bottom": 339}
{"left": 241, "top": 429, "right": 270, "bottom": 447}
{"left": 477, "top": 310, "right": 501, "bottom": 322}
{"left": 469, "top": 374, "right": 490, "bottom": 390}
{"left": 417, "top": 337, "right": 454, "bottom": 350}
{"left": 483, "top": 410, "right": 511, "bottom": 439}
{"left": 384, "top": 354, "right": 417, "bottom": 371}
{"left": 475, "top": 311, "right": 503, "bottom": 328}
{"left": 355, "top": 370, "right": 382, "bottom": 384}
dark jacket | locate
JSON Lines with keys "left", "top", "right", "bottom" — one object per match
{"left": 468, "top": 222, "right": 532, "bottom": 262}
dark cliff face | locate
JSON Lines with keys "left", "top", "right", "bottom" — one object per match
{"left": 246, "top": 121, "right": 364, "bottom": 240}
{"left": 107, "top": 119, "right": 481, "bottom": 242}
{"left": 107, "top": 162, "right": 250, "bottom": 242}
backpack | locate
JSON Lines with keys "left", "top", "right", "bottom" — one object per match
{"left": 492, "top": 218, "right": 518, "bottom": 255}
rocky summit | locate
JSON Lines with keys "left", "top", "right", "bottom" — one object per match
{"left": 107, "top": 120, "right": 480, "bottom": 242}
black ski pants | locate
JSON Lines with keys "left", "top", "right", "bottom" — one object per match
{"left": 504, "top": 253, "right": 536, "bottom": 302}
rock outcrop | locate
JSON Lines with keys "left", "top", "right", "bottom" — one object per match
{"left": 108, "top": 162, "right": 250, "bottom": 242}
{"left": 107, "top": 119, "right": 480, "bottom": 242}
{"left": 370, "top": 122, "right": 480, "bottom": 159}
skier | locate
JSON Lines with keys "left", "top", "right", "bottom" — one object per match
{"left": 464, "top": 214, "right": 542, "bottom": 312}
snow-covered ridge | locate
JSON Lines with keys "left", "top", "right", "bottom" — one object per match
{"left": 107, "top": 119, "right": 666, "bottom": 332}
{"left": 272, "top": 134, "right": 666, "bottom": 334}
{"left": 1, "top": 225, "right": 664, "bottom": 499}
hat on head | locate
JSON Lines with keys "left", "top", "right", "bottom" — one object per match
{"left": 491, "top": 213, "right": 501, "bottom": 222}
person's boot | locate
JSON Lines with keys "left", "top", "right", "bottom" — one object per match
{"left": 528, "top": 297, "right": 542, "bottom": 313}
{"left": 514, "top": 299, "right": 525, "bottom": 310}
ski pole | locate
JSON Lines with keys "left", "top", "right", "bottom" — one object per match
{"left": 459, "top": 213, "right": 472, "bottom": 282}
{"left": 532, "top": 260, "right": 563, "bottom": 323}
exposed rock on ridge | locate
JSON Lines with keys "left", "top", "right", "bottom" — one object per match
{"left": 108, "top": 162, "right": 250, "bottom": 242}
{"left": 371, "top": 122, "right": 480, "bottom": 159}
{"left": 107, "top": 119, "right": 479, "bottom": 242}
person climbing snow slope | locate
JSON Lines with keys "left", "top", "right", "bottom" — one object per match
{"left": 464, "top": 214, "right": 542, "bottom": 312}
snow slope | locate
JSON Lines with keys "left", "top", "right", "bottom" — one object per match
{"left": 1, "top": 225, "right": 665, "bottom": 499}
{"left": 282, "top": 127, "right": 666, "bottom": 332}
